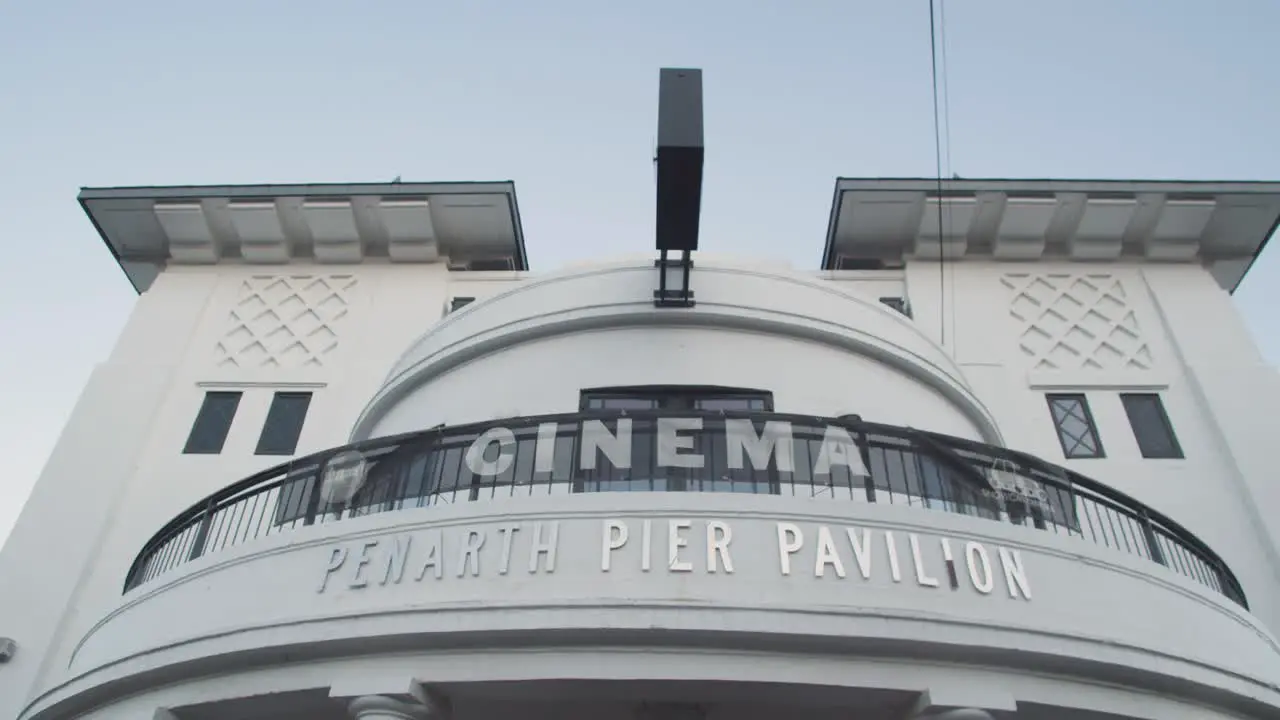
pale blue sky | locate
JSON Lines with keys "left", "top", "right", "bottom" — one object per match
{"left": 1, "top": 0, "right": 1278, "bottom": 545}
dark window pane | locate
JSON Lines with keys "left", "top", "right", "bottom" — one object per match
{"left": 450, "top": 297, "right": 476, "bottom": 312}
{"left": 1121, "top": 393, "right": 1183, "bottom": 459}
{"left": 468, "top": 259, "right": 513, "bottom": 271}
{"left": 183, "top": 392, "right": 242, "bottom": 454}
{"left": 577, "top": 388, "right": 773, "bottom": 494}
{"left": 837, "top": 257, "right": 886, "bottom": 270}
{"left": 1046, "top": 394, "right": 1104, "bottom": 459}
{"left": 580, "top": 387, "right": 773, "bottom": 413}
{"left": 256, "top": 392, "right": 313, "bottom": 456}
{"left": 695, "top": 397, "right": 764, "bottom": 411}
{"left": 586, "top": 397, "right": 660, "bottom": 411}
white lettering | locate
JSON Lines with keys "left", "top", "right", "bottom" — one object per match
{"left": 940, "top": 538, "right": 956, "bottom": 589}
{"left": 884, "top": 530, "right": 902, "bottom": 582}
{"left": 812, "top": 426, "right": 869, "bottom": 476}
{"left": 529, "top": 521, "right": 559, "bottom": 573}
{"left": 381, "top": 535, "right": 412, "bottom": 585}
{"left": 846, "top": 527, "right": 873, "bottom": 579}
{"left": 349, "top": 540, "right": 378, "bottom": 588}
{"left": 965, "top": 541, "right": 994, "bottom": 594}
{"left": 777, "top": 522, "right": 804, "bottom": 575}
{"left": 416, "top": 531, "right": 443, "bottom": 580}
{"left": 724, "top": 420, "right": 794, "bottom": 472}
{"left": 457, "top": 530, "right": 485, "bottom": 577}
{"left": 815, "top": 525, "right": 846, "bottom": 578}
{"left": 318, "top": 546, "right": 347, "bottom": 593}
{"left": 464, "top": 428, "right": 516, "bottom": 476}
{"left": 668, "top": 519, "right": 693, "bottom": 572}
{"left": 581, "top": 419, "right": 632, "bottom": 469}
{"left": 657, "top": 419, "right": 704, "bottom": 468}
{"left": 641, "top": 518, "right": 653, "bottom": 572}
{"left": 603, "top": 519, "right": 628, "bottom": 571}
{"left": 998, "top": 547, "right": 1032, "bottom": 600}
{"left": 313, "top": 520, "right": 1031, "bottom": 602}
{"left": 707, "top": 520, "right": 734, "bottom": 573}
{"left": 534, "top": 422, "right": 559, "bottom": 473}
{"left": 909, "top": 533, "right": 939, "bottom": 588}
{"left": 497, "top": 525, "right": 519, "bottom": 575}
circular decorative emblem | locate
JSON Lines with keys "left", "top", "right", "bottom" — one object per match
{"left": 319, "top": 450, "right": 369, "bottom": 507}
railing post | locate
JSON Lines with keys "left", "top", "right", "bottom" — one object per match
{"left": 1226, "top": 571, "right": 1249, "bottom": 609}
{"left": 186, "top": 497, "right": 217, "bottom": 561}
{"left": 853, "top": 422, "right": 876, "bottom": 503}
{"left": 302, "top": 464, "right": 324, "bottom": 526}
{"left": 1140, "top": 510, "right": 1166, "bottom": 566}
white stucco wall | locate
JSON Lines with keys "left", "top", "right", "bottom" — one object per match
{"left": 902, "top": 259, "right": 1280, "bottom": 635}
{"left": 3, "top": 254, "right": 1280, "bottom": 720}
{"left": 0, "top": 262, "right": 481, "bottom": 719}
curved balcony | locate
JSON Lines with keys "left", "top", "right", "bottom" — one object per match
{"left": 123, "top": 411, "right": 1246, "bottom": 608}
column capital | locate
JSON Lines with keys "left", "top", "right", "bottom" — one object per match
{"left": 348, "top": 693, "right": 452, "bottom": 720}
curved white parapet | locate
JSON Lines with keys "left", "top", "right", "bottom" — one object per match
{"left": 34, "top": 493, "right": 1280, "bottom": 720}
{"left": 351, "top": 259, "right": 1003, "bottom": 444}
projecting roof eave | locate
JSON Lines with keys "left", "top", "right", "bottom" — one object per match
{"left": 821, "top": 177, "right": 1280, "bottom": 294}
{"left": 78, "top": 180, "right": 529, "bottom": 294}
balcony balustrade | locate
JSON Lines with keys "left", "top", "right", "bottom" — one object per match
{"left": 123, "top": 410, "right": 1247, "bottom": 608}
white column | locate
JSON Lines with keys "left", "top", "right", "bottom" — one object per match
{"left": 348, "top": 693, "right": 451, "bottom": 720}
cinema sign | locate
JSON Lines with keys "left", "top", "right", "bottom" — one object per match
{"left": 318, "top": 517, "right": 1033, "bottom": 601}
{"left": 463, "top": 417, "right": 869, "bottom": 475}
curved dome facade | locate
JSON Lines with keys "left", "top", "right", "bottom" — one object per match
{"left": 353, "top": 258, "right": 1002, "bottom": 444}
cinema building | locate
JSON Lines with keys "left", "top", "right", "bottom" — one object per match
{"left": 6, "top": 82, "right": 1280, "bottom": 720}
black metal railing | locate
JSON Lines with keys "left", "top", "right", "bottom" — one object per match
{"left": 123, "top": 411, "right": 1248, "bottom": 608}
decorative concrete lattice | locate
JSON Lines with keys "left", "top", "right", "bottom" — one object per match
{"left": 1001, "top": 273, "right": 1153, "bottom": 371}
{"left": 215, "top": 275, "right": 357, "bottom": 369}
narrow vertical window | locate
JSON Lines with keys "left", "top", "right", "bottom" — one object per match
{"left": 183, "top": 391, "right": 242, "bottom": 455}
{"left": 1046, "top": 394, "right": 1104, "bottom": 459}
{"left": 1121, "top": 393, "right": 1183, "bottom": 459}
{"left": 255, "top": 392, "right": 313, "bottom": 456}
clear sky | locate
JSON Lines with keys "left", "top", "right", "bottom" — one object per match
{"left": 1, "top": 0, "right": 1277, "bottom": 547}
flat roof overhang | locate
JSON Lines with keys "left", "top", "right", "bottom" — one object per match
{"left": 79, "top": 180, "right": 529, "bottom": 293}
{"left": 821, "top": 178, "right": 1280, "bottom": 293}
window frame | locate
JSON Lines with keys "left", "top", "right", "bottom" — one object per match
{"left": 1045, "top": 393, "right": 1105, "bottom": 459}
{"left": 1120, "top": 393, "right": 1184, "bottom": 459}
{"left": 183, "top": 391, "right": 243, "bottom": 455}
{"left": 255, "top": 391, "right": 314, "bottom": 456}
{"left": 579, "top": 385, "right": 774, "bottom": 412}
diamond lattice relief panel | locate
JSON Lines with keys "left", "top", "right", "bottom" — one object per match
{"left": 1001, "top": 273, "right": 1154, "bottom": 372}
{"left": 214, "top": 275, "right": 358, "bottom": 369}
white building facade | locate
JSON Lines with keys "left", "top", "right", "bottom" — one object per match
{"left": 1, "top": 177, "right": 1280, "bottom": 720}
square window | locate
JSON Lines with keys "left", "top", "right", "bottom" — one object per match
{"left": 1121, "top": 393, "right": 1183, "bottom": 459}
{"left": 1046, "top": 394, "right": 1104, "bottom": 459}
{"left": 183, "top": 391, "right": 242, "bottom": 454}
{"left": 256, "top": 392, "right": 313, "bottom": 456}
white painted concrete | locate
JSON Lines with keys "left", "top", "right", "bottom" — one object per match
{"left": 3, "top": 253, "right": 1280, "bottom": 720}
